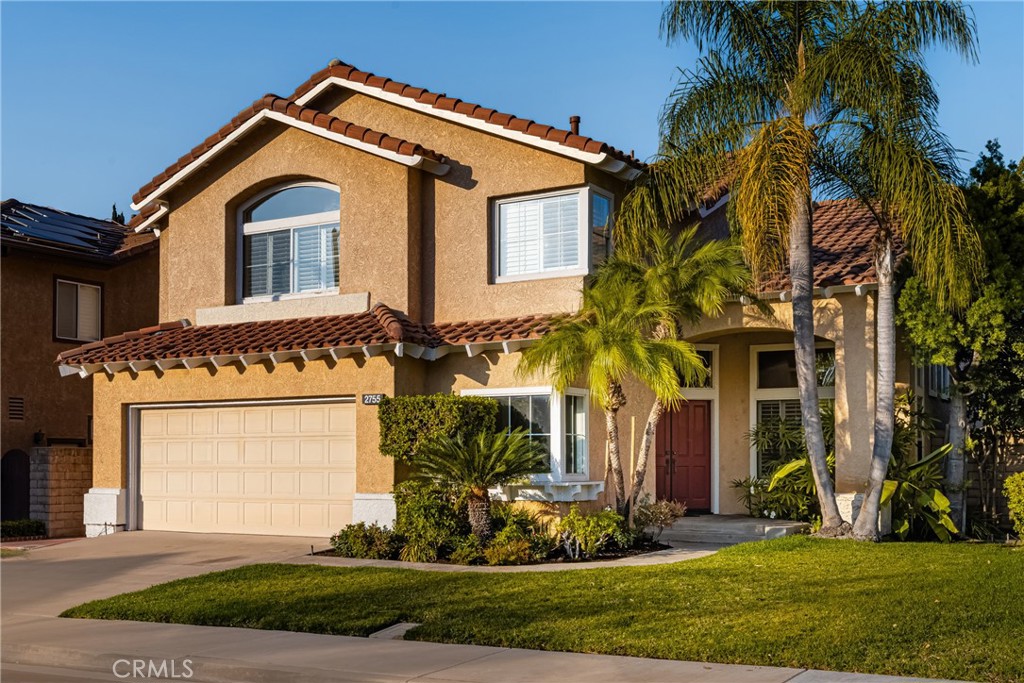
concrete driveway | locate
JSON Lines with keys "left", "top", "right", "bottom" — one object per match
{"left": 1, "top": 531, "right": 322, "bottom": 619}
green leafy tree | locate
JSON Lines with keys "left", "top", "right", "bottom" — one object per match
{"left": 598, "top": 226, "right": 753, "bottom": 512}
{"left": 110, "top": 203, "right": 126, "bottom": 225}
{"left": 517, "top": 274, "right": 701, "bottom": 514}
{"left": 413, "top": 429, "right": 548, "bottom": 541}
{"left": 620, "top": 0, "right": 977, "bottom": 537}
{"left": 898, "top": 141, "right": 1024, "bottom": 529}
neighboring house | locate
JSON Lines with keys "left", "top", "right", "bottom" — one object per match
{"left": 1, "top": 200, "right": 158, "bottom": 523}
{"left": 55, "top": 60, "right": 934, "bottom": 538}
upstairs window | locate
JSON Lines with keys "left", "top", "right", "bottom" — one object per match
{"left": 494, "top": 186, "right": 613, "bottom": 281}
{"left": 240, "top": 183, "right": 340, "bottom": 301}
{"left": 55, "top": 279, "right": 102, "bottom": 342}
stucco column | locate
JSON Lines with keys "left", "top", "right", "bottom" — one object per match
{"left": 832, "top": 293, "right": 875, "bottom": 505}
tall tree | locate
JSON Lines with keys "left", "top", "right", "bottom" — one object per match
{"left": 898, "top": 141, "right": 1024, "bottom": 531}
{"left": 598, "top": 226, "right": 753, "bottom": 513}
{"left": 110, "top": 203, "right": 126, "bottom": 225}
{"left": 517, "top": 275, "right": 702, "bottom": 514}
{"left": 621, "top": 0, "right": 977, "bottom": 537}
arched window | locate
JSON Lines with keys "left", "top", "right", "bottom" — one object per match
{"left": 239, "top": 182, "right": 340, "bottom": 300}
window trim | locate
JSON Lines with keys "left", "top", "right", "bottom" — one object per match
{"left": 53, "top": 277, "right": 103, "bottom": 343}
{"left": 460, "top": 386, "right": 590, "bottom": 482}
{"left": 235, "top": 181, "right": 340, "bottom": 304}
{"left": 748, "top": 342, "right": 835, "bottom": 477}
{"left": 492, "top": 184, "right": 613, "bottom": 284}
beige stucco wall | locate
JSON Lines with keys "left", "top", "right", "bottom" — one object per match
{"left": 90, "top": 355, "right": 400, "bottom": 494}
{"left": 159, "top": 125, "right": 415, "bottom": 323}
{"left": 1, "top": 249, "right": 159, "bottom": 459}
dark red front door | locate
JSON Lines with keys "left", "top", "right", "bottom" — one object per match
{"left": 655, "top": 400, "right": 711, "bottom": 511}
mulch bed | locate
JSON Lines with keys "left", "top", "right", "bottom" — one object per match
{"left": 314, "top": 540, "right": 671, "bottom": 565}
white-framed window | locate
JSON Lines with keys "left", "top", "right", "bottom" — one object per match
{"left": 461, "top": 386, "right": 589, "bottom": 480}
{"left": 749, "top": 344, "right": 836, "bottom": 476}
{"left": 494, "top": 186, "right": 613, "bottom": 282}
{"left": 238, "top": 182, "right": 341, "bottom": 302}
{"left": 55, "top": 279, "right": 102, "bottom": 342}
{"left": 928, "top": 364, "right": 951, "bottom": 400}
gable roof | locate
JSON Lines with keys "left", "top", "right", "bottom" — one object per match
{"left": 290, "top": 60, "right": 645, "bottom": 181}
{"left": 56, "top": 303, "right": 553, "bottom": 375}
{"left": 1, "top": 199, "right": 157, "bottom": 263}
{"left": 131, "top": 95, "right": 449, "bottom": 212}
{"left": 760, "top": 198, "right": 900, "bottom": 292}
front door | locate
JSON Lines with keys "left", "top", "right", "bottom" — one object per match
{"left": 655, "top": 400, "right": 712, "bottom": 511}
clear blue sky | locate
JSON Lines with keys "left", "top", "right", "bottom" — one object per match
{"left": 2, "top": 1, "right": 1022, "bottom": 219}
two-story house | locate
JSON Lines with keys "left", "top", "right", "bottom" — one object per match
{"left": 56, "top": 60, "right": 937, "bottom": 539}
{"left": 1, "top": 200, "right": 158, "bottom": 528}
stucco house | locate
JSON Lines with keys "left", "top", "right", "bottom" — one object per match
{"left": 55, "top": 60, "right": 950, "bottom": 538}
{"left": 1, "top": 200, "right": 158, "bottom": 533}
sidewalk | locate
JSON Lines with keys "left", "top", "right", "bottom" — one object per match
{"left": 1, "top": 615, "right": 964, "bottom": 683}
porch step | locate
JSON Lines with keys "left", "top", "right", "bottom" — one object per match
{"left": 658, "top": 514, "right": 810, "bottom": 546}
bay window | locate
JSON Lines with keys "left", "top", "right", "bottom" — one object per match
{"left": 462, "top": 387, "right": 589, "bottom": 480}
{"left": 494, "top": 186, "right": 613, "bottom": 281}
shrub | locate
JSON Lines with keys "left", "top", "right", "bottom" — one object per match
{"left": 633, "top": 496, "right": 686, "bottom": 541}
{"left": 1005, "top": 472, "right": 1024, "bottom": 539}
{"left": 483, "top": 526, "right": 535, "bottom": 566}
{"left": 393, "top": 480, "right": 467, "bottom": 562}
{"left": 449, "top": 536, "right": 485, "bottom": 565}
{"left": 330, "top": 523, "right": 399, "bottom": 559}
{"left": 0, "top": 519, "right": 46, "bottom": 539}
{"left": 557, "top": 505, "right": 623, "bottom": 560}
{"left": 379, "top": 394, "right": 499, "bottom": 464}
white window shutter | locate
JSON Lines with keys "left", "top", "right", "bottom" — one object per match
{"left": 293, "top": 226, "right": 322, "bottom": 292}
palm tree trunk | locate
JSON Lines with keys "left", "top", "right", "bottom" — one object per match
{"left": 945, "top": 384, "right": 968, "bottom": 532}
{"left": 852, "top": 233, "right": 897, "bottom": 540}
{"left": 604, "top": 400, "right": 627, "bottom": 515}
{"left": 789, "top": 192, "right": 847, "bottom": 535}
{"left": 630, "top": 397, "right": 665, "bottom": 513}
{"left": 467, "top": 490, "right": 493, "bottom": 541}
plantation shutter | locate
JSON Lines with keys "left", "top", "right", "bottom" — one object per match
{"left": 323, "top": 224, "right": 340, "bottom": 289}
{"left": 294, "top": 226, "right": 323, "bottom": 292}
{"left": 542, "top": 194, "right": 579, "bottom": 270}
{"left": 499, "top": 194, "right": 580, "bottom": 277}
{"left": 269, "top": 230, "right": 291, "bottom": 295}
{"left": 77, "top": 285, "right": 101, "bottom": 340}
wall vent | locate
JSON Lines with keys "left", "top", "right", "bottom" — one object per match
{"left": 7, "top": 396, "right": 25, "bottom": 421}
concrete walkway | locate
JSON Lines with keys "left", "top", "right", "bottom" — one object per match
{"left": 1, "top": 532, "right": 968, "bottom": 683}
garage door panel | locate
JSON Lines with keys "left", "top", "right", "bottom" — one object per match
{"left": 140, "top": 402, "right": 355, "bottom": 536}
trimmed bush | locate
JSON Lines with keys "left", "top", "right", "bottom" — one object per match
{"left": 633, "top": 497, "right": 686, "bottom": 541}
{"left": 483, "top": 526, "right": 535, "bottom": 566}
{"left": 0, "top": 519, "right": 46, "bottom": 539}
{"left": 393, "top": 480, "right": 468, "bottom": 562}
{"left": 1004, "top": 471, "right": 1024, "bottom": 539}
{"left": 330, "top": 523, "right": 399, "bottom": 559}
{"left": 379, "top": 394, "right": 499, "bottom": 464}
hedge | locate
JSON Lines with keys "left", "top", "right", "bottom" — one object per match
{"left": 379, "top": 394, "right": 499, "bottom": 463}
{"left": 1, "top": 519, "right": 46, "bottom": 539}
{"left": 1004, "top": 471, "right": 1024, "bottom": 539}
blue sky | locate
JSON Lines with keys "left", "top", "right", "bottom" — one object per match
{"left": 2, "top": 1, "right": 1022, "bottom": 219}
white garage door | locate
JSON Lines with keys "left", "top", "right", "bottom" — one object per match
{"left": 139, "top": 401, "right": 355, "bottom": 536}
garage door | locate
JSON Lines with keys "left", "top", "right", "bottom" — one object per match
{"left": 139, "top": 401, "right": 355, "bottom": 536}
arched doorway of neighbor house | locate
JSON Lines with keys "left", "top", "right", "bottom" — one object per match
{"left": 1, "top": 449, "right": 30, "bottom": 520}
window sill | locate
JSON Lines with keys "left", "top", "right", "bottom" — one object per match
{"left": 242, "top": 288, "right": 340, "bottom": 305}
{"left": 491, "top": 481, "right": 605, "bottom": 503}
{"left": 493, "top": 269, "right": 589, "bottom": 285}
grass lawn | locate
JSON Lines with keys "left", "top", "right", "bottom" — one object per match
{"left": 0, "top": 548, "right": 25, "bottom": 558}
{"left": 62, "top": 537, "right": 1023, "bottom": 682}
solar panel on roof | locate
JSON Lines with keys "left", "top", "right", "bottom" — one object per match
{"left": 1, "top": 199, "right": 138, "bottom": 259}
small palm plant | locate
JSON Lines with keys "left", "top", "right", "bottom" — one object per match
{"left": 414, "top": 429, "right": 548, "bottom": 541}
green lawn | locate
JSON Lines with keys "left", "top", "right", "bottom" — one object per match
{"left": 62, "top": 537, "right": 1023, "bottom": 682}
{"left": 0, "top": 548, "right": 25, "bottom": 558}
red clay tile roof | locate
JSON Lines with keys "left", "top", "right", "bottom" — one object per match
{"left": 57, "top": 304, "right": 553, "bottom": 366}
{"left": 289, "top": 61, "right": 645, "bottom": 171}
{"left": 758, "top": 199, "right": 901, "bottom": 291}
{"left": 132, "top": 95, "right": 445, "bottom": 206}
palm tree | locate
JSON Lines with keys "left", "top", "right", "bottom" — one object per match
{"left": 598, "top": 226, "right": 753, "bottom": 512}
{"left": 619, "top": 0, "right": 978, "bottom": 537}
{"left": 414, "top": 429, "right": 548, "bottom": 540}
{"left": 517, "top": 275, "right": 702, "bottom": 514}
